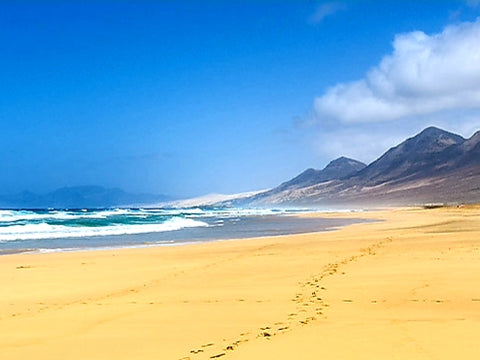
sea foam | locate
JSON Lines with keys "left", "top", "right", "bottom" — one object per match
{"left": 0, "top": 217, "right": 208, "bottom": 242}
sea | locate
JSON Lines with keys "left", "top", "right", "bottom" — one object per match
{"left": 0, "top": 207, "right": 364, "bottom": 254}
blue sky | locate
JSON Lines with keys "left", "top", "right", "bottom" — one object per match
{"left": 1, "top": 1, "right": 480, "bottom": 198}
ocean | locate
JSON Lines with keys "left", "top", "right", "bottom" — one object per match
{"left": 0, "top": 207, "right": 364, "bottom": 254}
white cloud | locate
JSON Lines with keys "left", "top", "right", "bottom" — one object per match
{"left": 308, "top": 2, "right": 346, "bottom": 24}
{"left": 314, "top": 19, "right": 480, "bottom": 123}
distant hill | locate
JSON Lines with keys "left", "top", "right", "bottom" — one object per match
{"left": 276, "top": 157, "right": 366, "bottom": 191}
{"left": 5, "top": 126, "right": 479, "bottom": 209}
{"left": 240, "top": 127, "right": 480, "bottom": 207}
{"left": 0, "top": 186, "right": 170, "bottom": 209}
{"left": 250, "top": 157, "right": 366, "bottom": 204}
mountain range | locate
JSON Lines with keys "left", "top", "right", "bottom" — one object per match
{"left": 0, "top": 186, "right": 170, "bottom": 209}
{"left": 238, "top": 126, "right": 480, "bottom": 207}
{"left": 3, "top": 127, "right": 479, "bottom": 209}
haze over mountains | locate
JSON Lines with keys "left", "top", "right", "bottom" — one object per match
{"left": 239, "top": 127, "right": 480, "bottom": 207}
{"left": 2, "top": 127, "right": 479, "bottom": 209}
{"left": 0, "top": 186, "right": 170, "bottom": 209}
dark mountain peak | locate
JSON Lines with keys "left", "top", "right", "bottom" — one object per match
{"left": 245, "top": 127, "right": 480, "bottom": 207}
{"left": 403, "top": 126, "right": 465, "bottom": 153}
{"left": 374, "top": 127, "right": 464, "bottom": 162}
{"left": 350, "top": 127, "right": 466, "bottom": 186}
{"left": 271, "top": 157, "right": 366, "bottom": 193}
{"left": 419, "top": 126, "right": 449, "bottom": 136}
{"left": 300, "top": 168, "right": 316, "bottom": 175}
{"left": 459, "top": 130, "right": 480, "bottom": 163}
{"left": 465, "top": 130, "right": 480, "bottom": 147}
{"left": 325, "top": 157, "right": 366, "bottom": 171}
{"left": 329, "top": 155, "right": 350, "bottom": 163}
{"left": 471, "top": 129, "right": 480, "bottom": 138}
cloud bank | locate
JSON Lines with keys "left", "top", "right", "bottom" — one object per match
{"left": 308, "top": 2, "right": 346, "bottom": 24}
{"left": 314, "top": 19, "right": 480, "bottom": 123}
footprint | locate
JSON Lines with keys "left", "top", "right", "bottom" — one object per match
{"left": 210, "top": 353, "right": 225, "bottom": 359}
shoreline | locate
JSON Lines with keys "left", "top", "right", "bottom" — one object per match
{"left": 0, "top": 212, "right": 370, "bottom": 256}
{"left": 0, "top": 224, "right": 367, "bottom": 257}
{"left": 1, "top": 206, "right": 479, "bottom": 359}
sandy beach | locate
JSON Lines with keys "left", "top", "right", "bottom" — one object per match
{"left": 1, "top": 207, "right": 480, "bottom": 359}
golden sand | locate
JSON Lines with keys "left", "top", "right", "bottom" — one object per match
{"left": 1, "top": 207, "right": 480, "bottom": 359}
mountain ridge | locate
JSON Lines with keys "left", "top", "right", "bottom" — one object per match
{"left": 276, "top": 157, "right": 366, "bottom": 191}
{"left": 242, "top": 126, "right": 480, "bottom": 207}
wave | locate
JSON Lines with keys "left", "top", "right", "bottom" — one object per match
{"left": 0, "top": 208, "right": 212, "bottom": 223}
{"left": 0, "top": 207, "right": 316, "bottom": 243}
{"left": 0, "top": 217, "right": 208, "bottom": 242}
{"left": 1, "top": 210, "right": 100, "bottom": 222}
{"left": 0, "top": 207, "right": 305, "bottom": 224}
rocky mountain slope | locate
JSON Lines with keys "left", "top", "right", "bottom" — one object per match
{"left": 242, "top": 127, "right": 480, "bottom": 207}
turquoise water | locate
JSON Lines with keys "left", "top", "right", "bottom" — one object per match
{"left": 0, "top": 207, "right": 363, "bottom": 254}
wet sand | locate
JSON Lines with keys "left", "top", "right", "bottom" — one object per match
{"left": 1, "top": 206, "right": 479, "bottom": 359}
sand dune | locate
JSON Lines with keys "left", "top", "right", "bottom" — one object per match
{"left": 1, "top": 207, "right": 479, "bottom": 359}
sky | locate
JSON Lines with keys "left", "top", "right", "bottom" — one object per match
{"left": 1, "top": 1, "right": 480, "bottom": 198}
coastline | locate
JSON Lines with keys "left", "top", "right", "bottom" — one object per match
{"left": 0, "top": 212, "right": 368, "bottom": 255}
{"left": 1, "top": 207, "right": 479, "bottom": 359}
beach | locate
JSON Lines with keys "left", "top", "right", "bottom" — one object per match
{"left": 1, "top": 207, "right": 480, "bottom": 359}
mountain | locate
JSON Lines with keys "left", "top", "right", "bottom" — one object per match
{"left": 246, "top": 157, "right": 366, "bottom": 205}
{"left": 275, "top": 157, "right": 366, "bottom": 191}
{"left": 458, "top": 130, "right": 480, "bottom": 167}
{"left": 243, "top": 127, "right": 480, "bottom": 207}
{"left": 349, "top": 127, "right": 465, "bottom": 186}
{"left": 0, "top": 186, "right": 171, "bottom": 209}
